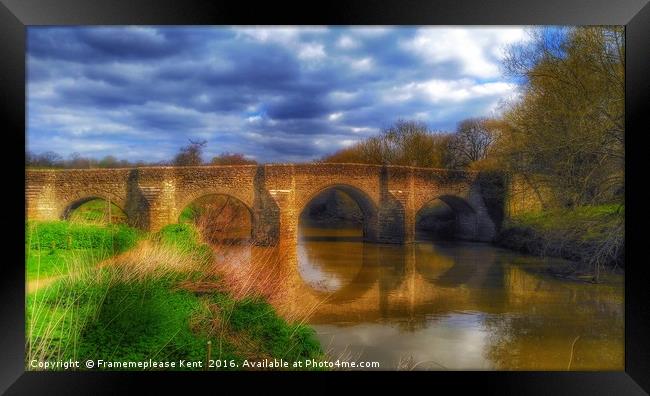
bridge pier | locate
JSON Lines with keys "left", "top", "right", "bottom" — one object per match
{"left": 375, "top": 166, "right": 417, "bottom": 244}
{"left": 123, "top": 168, "right": 179, "bottom": 231}
{"left": 251, "top": 166, "right": 281, "bottom": 246}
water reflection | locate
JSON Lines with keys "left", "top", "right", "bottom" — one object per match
{"left": 293, "top": 227, "right": 623, "bottom": 370}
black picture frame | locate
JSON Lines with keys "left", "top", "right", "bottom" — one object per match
{"left": 1, "top": 0, "right": 648, "bottom": 393}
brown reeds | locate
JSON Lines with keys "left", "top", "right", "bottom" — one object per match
{"left": 100, "top": 240, "right": 210, "bottom": 282}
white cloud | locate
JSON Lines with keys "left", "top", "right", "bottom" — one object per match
{"left": 349, "top": 126, "right": 374, "bottom": 134}
{"left": 30, "top": 135, "right": 125, "bottom": 156}
{"left": 384, "top": 78, "right": 518, "bottom": 105}
{"left": 328, "top": 90, "right": 359, "bottom": 104}
{"left": 298, "top": 42, "right": 326, "bottom": 61}
{"left": 337, "top": 35, "right": 360, "bottom": 49}
{"left": 28, "top": 26, "right": 531, "bottom": 163}
{"left": 247, "top": 115, "right": 263, "bottom": 123}
{"left": 28, "top": 80, "right": 62, "bottom": 101}
{"left": 328, "top": 112, "right": 343, "bottom": 121}
{"left": 235, "top": 27, "right": 329, "bottom": 65}
{"left": 236, "top": 27, "right": 328, "bottom": 60}
{"left": 401, "top": 27, "right": 530, "bottom": 79}
{"left": 349, "top": 57, "right": 373, "bottom": 71}
{"left": 235, "top": 27, "right": 301, "bottom": 44}
{"left": 197, "top": 94, "right": 210, "bottom": 104}
{"left": 339, "top": 139, "right": 357, "bottom": 147}
{"left": 353, "top": 27, "right": 391, "bottom": 37}
{"left": 30, "top": 105, "right": 136, "bottom": 137}
{"left": 123, "top": 26, "right": 166, "bottom": 43}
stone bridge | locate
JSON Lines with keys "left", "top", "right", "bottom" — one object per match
{"left": 25, "top": 164, "right": 500, "bottom": 244}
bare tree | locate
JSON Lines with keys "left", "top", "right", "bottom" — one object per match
{"left": 498, "top": 26, "right": 624, "bottom": 207}
{"left": 27, "top": 151, "right": 64, "bottom": 168}
{"left": 174, "top": 139, "right": 207, "bottom": 166}
{"left": 67, "top": 152, "right": 94, "bottom": 168}
{"left": 446, "top": 117, "right": 496, "bottom": 169}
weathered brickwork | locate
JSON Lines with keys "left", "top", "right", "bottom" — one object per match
{"left": 25, "top": 164, "right": 500, "bottom": 244}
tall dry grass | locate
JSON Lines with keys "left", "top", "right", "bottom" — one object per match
{"left": 188, "top": 199, "right": 334, "bottom": 324}
{"left": 100, "top": 240, "right": 210, "bottom": 282}
{"left": 190, "top": 197, "right": 301, "bottom": 313}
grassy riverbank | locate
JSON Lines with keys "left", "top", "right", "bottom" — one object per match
{"left": 26, "top": 221, "right": 323, "bottom": 370}
{"left": 26, "top": 221, "right": 141, "bottom": 281}
{"left": 496, "top": 204, "right": 624, "bottom": 280}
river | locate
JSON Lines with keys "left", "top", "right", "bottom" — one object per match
{"left": 293, "top": 227, "right": 623, "bottom": 370}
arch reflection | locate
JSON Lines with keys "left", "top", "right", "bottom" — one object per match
{"left": 290, "top": 237, "right": 622, "bottom": 370}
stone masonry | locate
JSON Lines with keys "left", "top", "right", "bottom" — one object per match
{"left": 25, "top": 164, "right": 499, "bottom": 244}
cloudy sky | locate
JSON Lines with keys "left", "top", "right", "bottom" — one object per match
{"left": 27, "top": 26, "right": 529, "bottom": 163}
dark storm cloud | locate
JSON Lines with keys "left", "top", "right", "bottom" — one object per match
{"left": 265, "top": 94, "right": 331, "bottom": 120}
{"left": 27, "top": 26, "right": 527, "bottom": 162}
{"left": 28, "top": 26, "right": 211, "bottom": 62}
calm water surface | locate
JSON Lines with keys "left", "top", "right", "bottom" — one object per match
{"left": 295, "top": 227, "right": 623, "bottom": 370}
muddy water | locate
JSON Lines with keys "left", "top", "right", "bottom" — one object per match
{"left": 294, "top": 227, "right": 623, "bottom": 370}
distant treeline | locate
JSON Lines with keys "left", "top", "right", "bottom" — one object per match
{"left": 26, "top": 146, "right": 257, "bottom": 169}
{"left": 321, "top": 117, "right": 495, "bottom": 170}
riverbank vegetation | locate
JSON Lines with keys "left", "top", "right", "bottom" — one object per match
{"left": 497, "top": 204, "right": 624, "bottom": 281}
{"left": 494, "top": 26, "right": 624, "bottom": 279}
{"left": 26, "top": 218, "right": 323, "bottom": 370}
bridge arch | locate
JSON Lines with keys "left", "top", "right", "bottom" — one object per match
{"left": 415, "top": 194, "right": 479, "bottom": 241}
{"left": 60, "top": 193, "right": 128, "bottom": 222}
{"left": 298, "top": 183, "right": 379, "bottom": 242}
{"left": 176, "top": 187, "right": 254, "bottom": 219}
{"left": 177, "top": 192, "right": 255, "bottom": 244}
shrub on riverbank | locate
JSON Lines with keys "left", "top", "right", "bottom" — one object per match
{"left": 496, "top": 205, "right": 624, "bottom": 277}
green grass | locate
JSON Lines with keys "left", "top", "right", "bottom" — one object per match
{"left": 27, "top": 221, "right": 140, "bottom": 251}
{"left": 26, "top": 221, "right": 142, "bottom": 281}
{"left": 215, "top": 295, "right": 323, "bottom": 363}
{"left": 26, "top": 248, "right": 111, "bottom": 280}
{"left": 28, "top": 272, "right": 323, "bottom": 370}
{"left": 156, "top": 223, "right": 202, "bottom": 249}
{"left": 506, "top": 204, "right": 623, "bottom": 240}
{"left": 26, "top": 220, "right": 324, "bottom": 370}
{"left": 71, "top": 275, "right": 216, "bottom": 366}
{"left": 498, "top": 204, "right": 624, "bottom": 269}
{"left": 27, "top": 268, "right": 110, "bottom": 364}
{"left": 178, "top": 204, "right": 198, "bottom": 223}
